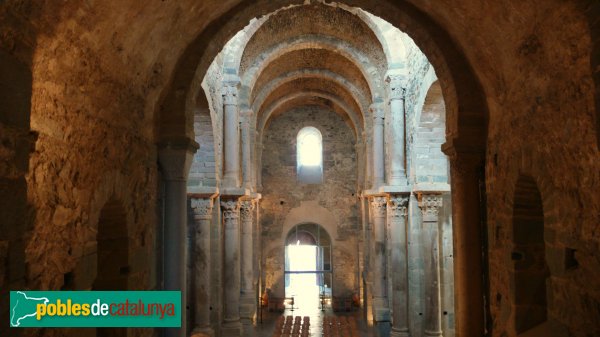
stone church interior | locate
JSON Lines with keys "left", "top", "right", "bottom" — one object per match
{"left": 1, "top": 1, "right": 599, "bottom": 337}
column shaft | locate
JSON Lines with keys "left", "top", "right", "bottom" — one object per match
{"left": 191, "top": 198, "right": 214, "bottom": 335}
{"left": 419, "top": 194, "right": 444, "bottom": 337}
{"left": 239, "top": 199, "right": 256, "bottom": 323}
{"left": 221, "top": 199, "right": 242, "bottom": 336}
{"left": 255, "top": 133, "right": 263, "bottom": 190}
{"left": 372, "top": 104, "right": 385, "bottom": 188}
{"left": 240, "top": 200, "right": 255, "bottom": 294}
{"left": 389, "top": 195, "right": 410, "bottom": 337}
{"left": 223, "top": 83, "right": 240, "bottom": 187}
{"left": 370, "top": 196, "right": 389, "bottom": 319}
{"left": 159, "top": 142, "right": 196, "bottom": 337}
{"left": 387, "top": 75, "right": 407, "bottom": 186}
{"left": 447, "top": 154, "right": 484, "bottom": 337}
{"left": 241, "top": 110, "right": 253, "bottom": 189}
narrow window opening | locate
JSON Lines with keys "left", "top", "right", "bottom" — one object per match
{"left": 297, "top": 126, "right": 323, "bottom": 184}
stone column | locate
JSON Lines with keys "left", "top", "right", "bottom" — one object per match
{"left": 418, "top": 193, "right": 444, "bottom": 337}
{"left": 190, "top": 197, "right": 215, "bottom": 337}
{"left": 364, "top": 131, "right": 373, "bottom": 190}
{"left": 442, "top": 147, "right": 485, "bottom": 337}
{"left": 386, "top": 74, "right": 407, "bottom": 186}
{"left": 158, "top": 139, "right": 198, "bottom": 337}
{"left": 222, "top": 79, "right": 241, "bottom": 188}
{"left": 388, "top": 195, "right": 410, "bottom": 337}
{"left": 255, "top": 132, "right": 263, "bottom": 190}
{"left": 239, "top": 199, "right": 256, "bottom": 323}
{"left": 370, "top": 195, "right": 390, "bottom": 333}
{"left": 221, "top": 199, "right": 243, "bottom": 336}
{"left": 361, "top": 193, "right": 373, "bottom": 323}
{"left": 241, "top": 109, "right": 253, "bottom": 190}
{"left": 356, "top": 138, "right": 365, "bottom": 190}
{"left": 371, "top": 104, "right": 385, "bottom": 189}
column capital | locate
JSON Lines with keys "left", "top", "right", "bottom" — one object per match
{"left": 417, "top": 193, "right": 443, "bottom": 217}
{"left": 222, "top": 84, "right": 238, "bottom": 106}
{"left": 158, "top": 137, "right": 199, "bottom": 181}
{"left": 221, "top": 199, "right": 240, "bottom": 222}
{"left": 239, "top": 199, "right": 255, "bottom": 219}
{"left": 388, "top": 194, "right": 409, "bottom": 217}
{"left": 441, "top": 137, "right": 485, "bottom": 161}
{"left": 370, "top": 195, "right": 388, "bottom": 218}
{"left": 240, "top": 108, "right": 254, "bottom": 119}
{"left": 191, "top": 198, "right": 214, "bottom": 221}
{"left": 386, "top": 74, "right": 407, "bottom": 101}
{"left": 370, "top": 103, "right": 385, "bottom": 124}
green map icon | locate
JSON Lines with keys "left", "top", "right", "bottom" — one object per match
{"left": 10, "top": 291, "right": 49, "bottom": 327}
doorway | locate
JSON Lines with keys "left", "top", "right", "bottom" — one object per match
{"left": 284, "top": 223, "right": 332, "bottom": 314}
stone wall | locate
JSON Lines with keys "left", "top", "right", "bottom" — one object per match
{"left": 482, "top": 2, "right": 600, "bottom": 336}
{"left": 260, "top": 106, "right": 360, "bottom": 299}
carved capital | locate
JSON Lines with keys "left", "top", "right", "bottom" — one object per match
{"left": 221, "top": 199, "right": 240, "bottom": 222}
{"left": 390, "top": 86, "right": 406, "bottom": 101}
{"left": 240, "top": 200, "right": 255, "bottom": 221}
{"left": 370, "top": 196, "right": 387, "bottom": 218}
{"left": 158, "top": 138, "right": 198, "bottom": 181}
{"left": 388, "top": 195, "right": 409, "bottom": 217}
{"left": 191, "top": 198, "right": 214, "bottom": 221}
{"left": 370, "top": 104, "right": 385, "bottom": 125}
{"left": 222, "top": 84, "right": 238, "bottom": 105}
{"left": 386, "top": 74, "right": 407, "bottom": 101}
{"left": 417, "top": 194, "right": 443, "bottom": 217}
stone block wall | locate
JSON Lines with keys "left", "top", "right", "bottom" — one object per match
{"left": 260, "top": 106, "right": 360, "bottom": 299}
{"left": 189, "top": 111, "right": 218, "bottom": 187}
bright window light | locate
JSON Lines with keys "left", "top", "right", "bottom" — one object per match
{"left": 299, "top": 132, "right": 321, "bottom": 166}
{"left": 297, "top": 127, "right": 323, "bottom": 183}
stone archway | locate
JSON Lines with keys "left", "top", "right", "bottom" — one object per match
{"left": 93, "top": 197, "right": 130, "bottom": 291}
{"left": 511, "top": 175, "right": 549, "bottom": 336}
{"left": 94, "top": 197, "right": 129, "bottom": 337}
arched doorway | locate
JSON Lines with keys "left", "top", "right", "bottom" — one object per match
{"left": 284, "top": 223, "right": 332, "bottom": 313}
{"left": 94, "top": 197, "right": 129, "bottom": 337}
{"left": 512, "top": 175, "right": 549, "bottom": 335}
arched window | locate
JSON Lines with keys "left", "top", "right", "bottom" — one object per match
{"left": 297, "top": 127, "right": 323, "bottom": 183}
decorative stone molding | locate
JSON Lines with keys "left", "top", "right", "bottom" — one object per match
{"left": 157, "top": 137, "right": 199, "bottom": 181}
{"left": 239, "top": 200, "right": 255, "bottom": 220}
{"left": 191, "top": 198, "right": 214, "bottom": 221}
{"left": 222, "top": 84, "right": 238, "bottom": 106}
{"left": 370, "top": 196, "right": 387, "bottom": 218}
{"left": 370, "top": 103, "right": 385, "bottom": 125}
{"left": 240, "top": 108, "right": 253, "bottom": 125}
{"left": 388, "top": 195, "right": 409, "bottom": 217}
{"left": 221, "top": 199, "right": 240, "bottom": 223}
{"left": 418, "top": 194, "right": 443, "bottom": 217}
{"left": 386, "top": 74, "right": 407, "bottom": 101}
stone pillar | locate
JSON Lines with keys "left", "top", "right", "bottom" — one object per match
{"left": 418, "top": 193, "right": 444, "bottom": 337}
{"left": 241, "top": 109, "right": 253, "bottom": 190}
{"left": 372, "top": 104, "right": 385, "bottom": 189}
{"left": 356, "top": 138, "right": 365, "bottom": 190}
{"left": 222, "top": 79, "right": 241, "bottom": 188}
{"left": 370, "top": 195, "right": 390, "bottom": 334}
{"left": 158, "top": 139, "right": 198, "bottom": 337}
{"left": 386, "top": 74, "right": 407, "bottom": 186}
{"left": 361, "top": 193, "right": 373, "bottom": 323}
{"left": 364, "top": 131, "right": 373, "bottom": 190}
{"left": 442, "top": 147, "right": 485, "bottom": 337}
{"left": 221, "top": 198, "right": 243, "bottom": 336}
{"left": 255, "top": 132, "right": 263, "bottom": 190}
{"left": 388, "top": 195, "right": 410, "bottom": 337}
{"left": 239, "top": 199, "right": 256, "bottom": 323}
{"left": 190, "top": 197, "right": 216, "bottom": 337}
